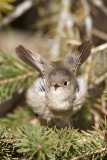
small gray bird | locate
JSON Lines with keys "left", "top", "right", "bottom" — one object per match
{"left": 15, "top": 41, "right": 92, "bottom": 128}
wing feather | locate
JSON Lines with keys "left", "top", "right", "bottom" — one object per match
{"left": 64, "top": 41, "right": 92, "bottom": 71}
{"left": 77, "top": 41, "right": 92, "bottom": 65}
{"left": 16, "top": 45, "right": 50, "bottom": 76}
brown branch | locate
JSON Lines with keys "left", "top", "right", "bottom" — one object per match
{"left": 66, "top": 39, "right": 81, "bottom": 45}
{"left": 101, "top": 94, "right": 107, "bottom": 116}
{"left": 92, "top": 110, "right": 100, "bottom": 129}
{"left": 84, "top": 55, "right": 93, "bottom": 81}
{"left": 92, "top": 43, "right": 107, "bottom": 54}
{"left": 93, "top": 0, "right": 107, "bottom": 15}
{"left": 0, "top": 71, "right": 37, "bottom": 85}
{"left": 92, "top": 28, "right": 107, "bottom": 41}
{"left": 94, "top": 72, "right": 107, "bottom": 85}
{"left": 0, "top": 0, "right": 39, "bottom": 28}
{"left": 81, "top": 0, "right": 92, "bottom": 39}
{"left": 104, "top": 130, "right": 107, "bottom": 146}
{"left": 50, "top": 0, "right": 74, "bottom": 59}
{"left": 88, "top": 72, "right": 107, "bottom": 95}
{"left": 71, "top": 148, "right": 107, "bottom": 160}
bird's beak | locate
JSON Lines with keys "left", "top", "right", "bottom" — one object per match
{"left": 54, "top": 84, "right": 59, "bottom": 90}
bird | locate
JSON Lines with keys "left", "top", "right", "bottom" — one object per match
{"left": 15, "top": 41, "right": 92, "bottom": 128}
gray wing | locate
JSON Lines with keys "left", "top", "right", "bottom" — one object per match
{"left": 64, "top": 41, "right": 92, "bottom": 71}
{"left": 15, "top": 45, "right": 51, "bottom": 76}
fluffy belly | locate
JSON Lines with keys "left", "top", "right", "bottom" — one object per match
{"left": 46, "top": 88, "right": 73, "bottom": 112}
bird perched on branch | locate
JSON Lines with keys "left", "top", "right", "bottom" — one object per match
{"left": 16, "top": 41, "right": 92, "bottom": 128}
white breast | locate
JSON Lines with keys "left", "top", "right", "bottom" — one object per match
{"left": 73, "top": 76, "right": 87, "bottom": 112}
{"left": 47, "top": 87, "right": 72, "bottom": 111}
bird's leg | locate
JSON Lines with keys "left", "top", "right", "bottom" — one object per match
{"left": 47, "top": 118, "right": 51, "bottom": 126}
{"left": 68, "top": 118, "right": 71, "bottom": 128}
{"left": 69, "top": 121, "right": 71, "bottom": 128}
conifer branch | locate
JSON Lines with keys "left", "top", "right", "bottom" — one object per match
{"left": 0, "top": 71, "right": 37, "bottom": 85}
{"left": 72, "top": 147, "right": 107, "bottom": 160}
{"left": 0, "top": 122, "right": 107, "bottom": 159}
{"left": 0, "top": 52, "right": 37, "bottom": 103}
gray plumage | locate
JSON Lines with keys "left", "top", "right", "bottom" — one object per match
{"left": 15, "top": 41, "right": 92, "bottom": 127}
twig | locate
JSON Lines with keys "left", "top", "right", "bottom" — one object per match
{"left": 92, "top": 28, "right": 107, "bottom": 41}
{"left": 0, "top": 0, "right": 39, "bottom": 28}
{"left": 92, "top": 110, "right": 100, "bottom": 128}
{"left": 81, "top": 0, "right": 92, "bottom": 39}
{"left": 50, "top": 0, "right": 74, "bottom": 59}
{"left": 92, "top": 42, "right": 107, "bottom": 54}
{"left": 84, "top": 55, "right": 93, "bottom": 81}
{"left": 66, "top": 39, "right": 81, "bottom": 45}
{"left": 101, "top": 94, "right": 107, "bottom": 116}
{"left": 104, "top": 130, "right": 107, "bottom": 146}
{"left": 94, "top": 72, "right": 107, "bottom": 85}
{"left": 88, "top": 72, "right": 107, "bottom": 92}
{"left": 85, "top": 42, "right": 107, "bottom": 81}
{"left": 93, "top": 0, "right": 107, "bottom": 15}
{"left": 71, "top": 148, "right": 107, "bottom": 160}
{"left": 0, "top": 71, "right": 37, "bottom": 85}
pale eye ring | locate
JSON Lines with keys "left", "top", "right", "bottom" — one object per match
{"left": 64, "top": 81, "right": 67, "bottom": 86}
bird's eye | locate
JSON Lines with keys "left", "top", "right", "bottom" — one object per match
{"left": 64, "top": 81, "right": 67, "bottom": 86}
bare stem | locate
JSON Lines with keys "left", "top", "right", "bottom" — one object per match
{"left": 92, "top": 43, "right": 107, "bottom": 54}
{"left": 94, "top": 72, "right": 107, "bottom": 85}
{"left": 71, "top": 148, "right": 107, "bottom": 160}
{"left": 0, "top": 0, "right": 38, "bottom": 28}
{"left": 0, "top": 71, "right": 37, "bottom": 85}
{"left": 92, "top": 28, "right": 107, "bottom": 41}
